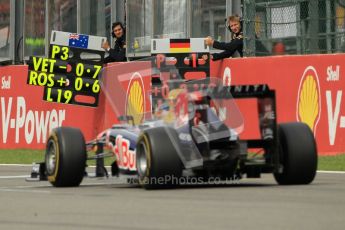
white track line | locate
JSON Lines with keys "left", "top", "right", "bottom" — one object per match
{"left": 317, "top": 170, "right": 345, "bottom": 174}
{"left": 0, "top": 188, "right": 50, "bottom": 194}
{"left": 0, "top": 175, "right": 30, "bottom": 179}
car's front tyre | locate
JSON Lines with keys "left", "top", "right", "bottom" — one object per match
{"left": 46, "top": 127, "right": 86, "bottom": 187}
{"left": 136, "top": 127, "right": 183, "bottom": 189}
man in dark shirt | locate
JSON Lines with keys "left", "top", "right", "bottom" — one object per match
{"left": 205, "top": 15, "right": 243, "bottom": 60}
{"left": 102, "top": 22, "right": 127, "bottom": 63}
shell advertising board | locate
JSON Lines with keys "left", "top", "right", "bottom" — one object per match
{"left": 212, "top": 54, "right": 345, "bottom": 155}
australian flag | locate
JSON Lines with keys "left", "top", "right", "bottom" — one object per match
{"left": 68, "top": 33, "right": 89, "bottom": 49}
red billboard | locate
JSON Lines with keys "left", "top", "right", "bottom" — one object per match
{"left": 0, "top": 65, "right": 102, "bottom": 149}
{"left": 211, "top": 54, "right": 345, "bottom": 155}
{"left": 0, "top": 62, "right": 151, "bottom": 149}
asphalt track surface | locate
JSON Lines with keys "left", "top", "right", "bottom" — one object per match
{"left": 0, "top": 165, "right": 344, "bottom": 230}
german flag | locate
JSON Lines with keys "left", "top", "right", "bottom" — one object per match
{"left": 169, "top": 39, "right": 191, "bottom": 53}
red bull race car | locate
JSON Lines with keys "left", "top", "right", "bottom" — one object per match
{"left": 28, "top": 39, "right": 317, "bottom": 189}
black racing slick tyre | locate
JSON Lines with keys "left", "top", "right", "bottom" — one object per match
{"left": 136, "top": 127, "right": 183, "bottom": 189}
{"left": 274, "top": 122, "right": 317, "bottom": 185}
{"left": 45, "top": 127, "right": 86, "bottom": 187}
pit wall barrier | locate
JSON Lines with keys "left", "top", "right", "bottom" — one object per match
{"left": 1, "top": 53, "right": 344, "bottom": 155}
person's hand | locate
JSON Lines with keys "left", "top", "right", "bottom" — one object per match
{"left": 102, "top": 40, "right": 110, "bottom": 50}
{"left": 204, "top": 36, "right": 214, "bottom": 46}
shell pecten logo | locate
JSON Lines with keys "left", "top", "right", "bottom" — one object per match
{"left": 296, "top": 66, "right": 321, "bottom": 134}
{"left": 126, "top": 72, "right": 145, "bottom": 125}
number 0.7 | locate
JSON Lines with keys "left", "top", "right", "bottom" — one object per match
{"left": 75, "top": 63, "right": 101, "bottom": 79}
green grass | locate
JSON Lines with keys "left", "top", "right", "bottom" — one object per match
{"left": 317, "top": 154, "right": 345, "bottom": 171}
{"left": 0, "top": 149, "right": 45, "bottom": 164}
{"left": 0, "top": 149, "right": 344, "bottom": 171}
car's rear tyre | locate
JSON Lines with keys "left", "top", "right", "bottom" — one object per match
{"left": 45, "top": 127, "right": 86, "bottom": 187}
{"left": 136, "top": 127, "right": 183, "bottom": 189}
{"left": 274, "top": 122, "right": 317, "bottom": 185}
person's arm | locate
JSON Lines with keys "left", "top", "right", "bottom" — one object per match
{"left": 103, "top": 39, "right": 127, "bottom": 63}
{"left": 212, "top": 50, "right": 234, "bottom": 61}
{"left": 213, "top": 39, "right": 243, "bottom": 54}
{"left": 211, "top": 39, "right": 243, "bottom": 60}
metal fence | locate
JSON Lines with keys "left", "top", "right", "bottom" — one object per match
{"left": 243, "top": 0, "right": 345, "bottom": 56}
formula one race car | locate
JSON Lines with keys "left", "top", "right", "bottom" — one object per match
{"left": 28, "top": 39, "right": 317, "bottom": 189}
